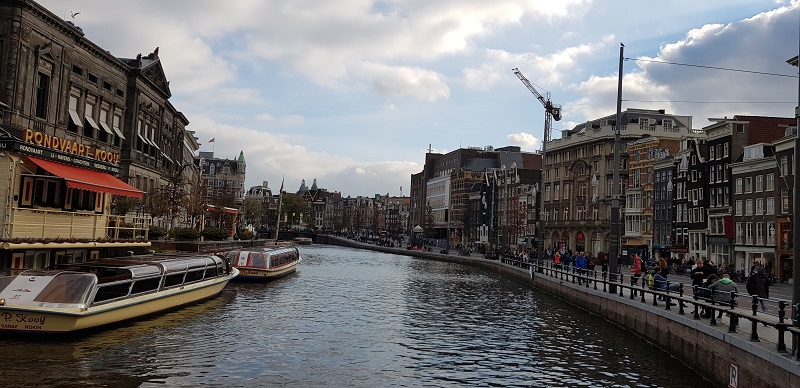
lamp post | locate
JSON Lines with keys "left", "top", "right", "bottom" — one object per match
{"left": 665, "top": 176, "right": 673, "bottom": 261}
{"left": 609, "top": 43, "right": 625, "bottom": 291}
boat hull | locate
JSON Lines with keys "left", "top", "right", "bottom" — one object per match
{"left": 0, "top": 269, "right": 238, "bottom": 333}
{"left": 235, "top": 262, "right": 298, "bottom": 280}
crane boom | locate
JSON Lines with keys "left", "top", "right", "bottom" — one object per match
{"left": 512, "top": 67, "right": 562, "bottom": 262}
{"left": 512, "top": 68, "right": 561, "bottom": 144}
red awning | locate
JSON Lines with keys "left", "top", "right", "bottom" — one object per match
{"left": 27, "top": 156, "right": 143, "bottom": 198}
{"left": 206, "top": 205, "right": 238, "bottom": 214}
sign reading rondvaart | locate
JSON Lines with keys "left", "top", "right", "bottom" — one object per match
{"left": 23, "top": 129, "right": 120, "bottom": 164}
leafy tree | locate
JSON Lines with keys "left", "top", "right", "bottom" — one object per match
{"left": 111, "top": 195, "right": 141, "bottom": 215}
{"left": 144, "top": 188, "right": 170, "bottom": 221}
{"left": 281, "top": 193, "right": 309, "bottom": 226}
{"left": 423, "top": 203, "right": 435, "bottom": 238}
{"left": 242, "top": 197, "right": 265, "bottom": 227}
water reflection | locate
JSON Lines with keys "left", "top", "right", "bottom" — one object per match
{"left": 0, "top": 245, "right": 708, "bottom": 387}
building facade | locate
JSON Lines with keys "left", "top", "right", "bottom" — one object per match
{"left": 542, "top": 108, "right": 696, "bottom": 258}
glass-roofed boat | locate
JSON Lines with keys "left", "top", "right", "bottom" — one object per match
{"left": 225, "top": 246, "right": 301, "bottom": 281}
{"left": 0, "top": 254, "right": 238, "bottom": 333}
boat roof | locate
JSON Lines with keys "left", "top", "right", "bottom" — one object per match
{"left": 51, "top": 255, "right": 226, "bottom": 278}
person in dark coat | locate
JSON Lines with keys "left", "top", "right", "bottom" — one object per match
{"left": 746, "top": 266, "right": 770, "bottom": 313}
{"left": 691, "top": 260, "right": 706, "bottom": 287}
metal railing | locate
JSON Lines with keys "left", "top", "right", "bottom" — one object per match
{"left": 497, "top": 256, "right": 800, "bottom": 357}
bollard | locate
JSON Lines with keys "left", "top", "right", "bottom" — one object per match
{"left": 779, "top": 301, "right": 787, "bottom": 324}
{"left": 776, "top": 324, "right": 787, "bottom": 353}
{"left": 603, "top": 272, "right": 607, "bottom": 293}
{"left": 640, "top": 281, "right": 646, "bottom": 303}
{"left": 728, "top": 313, "right": 737, "bottom": 333}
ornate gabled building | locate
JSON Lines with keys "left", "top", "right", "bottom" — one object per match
{"left": 194, "top": 151, "right": 246, "bottom": 230}
{"left": 542, "top": 108, "right": 697, "bottom": 259}
{"left": 0, "top": 0, "right": 207, "bottom": 268}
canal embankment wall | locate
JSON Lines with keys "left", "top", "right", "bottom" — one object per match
{"left": 319, "top": 235, "right": 800, "bottom": 388}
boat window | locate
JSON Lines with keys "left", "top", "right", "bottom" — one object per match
{"left": 33, "top": 273, "right": 95, "bottom": 304}
{"left": 248, "top": 252, "right": 265, "bottom": 268}
{"left": 185, "top": 258, "right": 209, "bottom": 271}
{"left": 204, "top": 266, "right": 219, "bottom": 278}
{"left": 0, "top": 276, "right": 15, "bottom": 291}
{"left": 130, "top": 277, "right": 161, "bottom": 295}
{"left": 23, "top": 251, "right": 49, "bottom": 269}
{"left": 93, "top": 282, "right": 132, "bottom": 304}
{"left": 163, "top": 273, "right": 185, "bottom": 288}
{"left": 184, "top": 269, "right": 205, "bottom": 284}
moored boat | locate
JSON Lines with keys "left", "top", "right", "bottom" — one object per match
{"left": 226, "top": 246, "right": 301, "bottom": 280}
{"left": 294, "top": 237, "right": 313, "bottom": 245}
{"left": 0, "top": 254, "right": 238, "bottom": 333}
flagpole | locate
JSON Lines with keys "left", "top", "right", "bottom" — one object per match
{"left": 274, "top": 176, "right": 285, "bottom": 241}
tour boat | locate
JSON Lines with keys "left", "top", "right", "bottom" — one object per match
{"left": 294, "top": 237, "right": 313, "bottom": 245}
{"left": 226, "top": 246, "right": 301, "bottom": 280}
{"left": 0, "top": 255, "right": 238, "bottom": 333}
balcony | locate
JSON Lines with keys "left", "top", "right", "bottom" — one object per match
{"left": 5, "top": 206, "right": 150, "bottom": 241}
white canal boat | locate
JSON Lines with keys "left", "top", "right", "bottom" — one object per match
{"left": 0, "top": 255, "right": 238, "bottom": 333}
{"left": 226, "top": 246, "right": 301, "bottom": 280}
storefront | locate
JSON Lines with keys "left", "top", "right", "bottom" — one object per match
{"left": 0, "top": 128, "right": 148, "bottom": 273}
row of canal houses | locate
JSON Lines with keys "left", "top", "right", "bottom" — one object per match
{"left": 542, "top": 109, "right": 797, "bottom": 281}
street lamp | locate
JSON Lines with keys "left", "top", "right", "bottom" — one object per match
{"left": 609, "top": 42, "right": 625, "bottom": 291}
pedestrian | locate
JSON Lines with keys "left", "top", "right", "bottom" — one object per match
{"left": 630, "top": 254, "right": 643, "bottom": 285}
{"left": 697, "top": 274, "right": 718, "bottom": 318}
{"left": 657, "top": 257, "right": 670, "bottom": 278}
{"left": 746, "top": 266, "right": 770, "bottom": 313}
{"left": 690, "top": 259, "right": 705, "bottom": 287}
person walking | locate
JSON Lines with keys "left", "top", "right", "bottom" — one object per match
{"left": 746, "top": 266, "right": 770, "bottom": 313}
{"left": 630, "top": 254, "right": 643, "bottom": 285}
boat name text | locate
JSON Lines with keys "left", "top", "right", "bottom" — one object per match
{"left": 0, "top": 312, "right": 46, "bottom": 326}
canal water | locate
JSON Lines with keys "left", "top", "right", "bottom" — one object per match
{"left": 0, "top": 245, "right": 710, "bottom": 387}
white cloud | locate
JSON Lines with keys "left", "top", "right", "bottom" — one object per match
{"left": 506, "top": 132, "right": 540, "bottom": 150}
{"left": 255, "top": 113, "right": 275, "bottom": 122}
{"left": 463, "top": 35, "right": 615, "bottom": 90}
{"left": 363, "top": 63, "right": 450, "bottom": 102}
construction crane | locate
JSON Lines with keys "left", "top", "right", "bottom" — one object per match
{"left": 512, "top": 68, "right": 561, "bottom": 143}
{"left": 512, "top": 67, "right": 561, "bottom": 259}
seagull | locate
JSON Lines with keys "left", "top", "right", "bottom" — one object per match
{"left": 70, "top": 11, "right": 80, "bottom": 20}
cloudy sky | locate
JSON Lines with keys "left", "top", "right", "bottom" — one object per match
{"left": 38, "top": 0, "right": 800, "bottom": 197}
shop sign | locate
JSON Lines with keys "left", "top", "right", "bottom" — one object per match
{"left": 23, "top": 129, "right": 120, "bottom": 164}
{"left": 0, "top": 140, "right": 120, "bottom": 174}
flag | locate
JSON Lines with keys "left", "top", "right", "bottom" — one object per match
{"left": 279, "top": 176, "right": 284, "bottom": 194}
{"left": 208, "top": 138, "right": 216, "bottom": 143}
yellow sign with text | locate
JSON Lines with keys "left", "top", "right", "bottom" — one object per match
{"left": 24, "top": 129, "right": 120, "bottom": 164}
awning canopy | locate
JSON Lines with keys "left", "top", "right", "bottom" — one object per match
{"left": 206, "top": 205, "right": 238, "bottom": 214}
{"left": 27, "top": 156, "right": 142, "bottom": 198}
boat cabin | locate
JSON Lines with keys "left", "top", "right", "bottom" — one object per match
{"left": 0, "top": 255, "right": 229, "bottom": 308}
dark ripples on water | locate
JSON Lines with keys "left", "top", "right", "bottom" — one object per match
{"left": 0, "top": 245, "right": 709, "bottom": 387}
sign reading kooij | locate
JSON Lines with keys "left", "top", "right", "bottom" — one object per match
{"left": 0, "top": 139, "right": 120, "bottom": 174}
{"left": 23, "top": 129, "right": 120, "bottom": 163}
